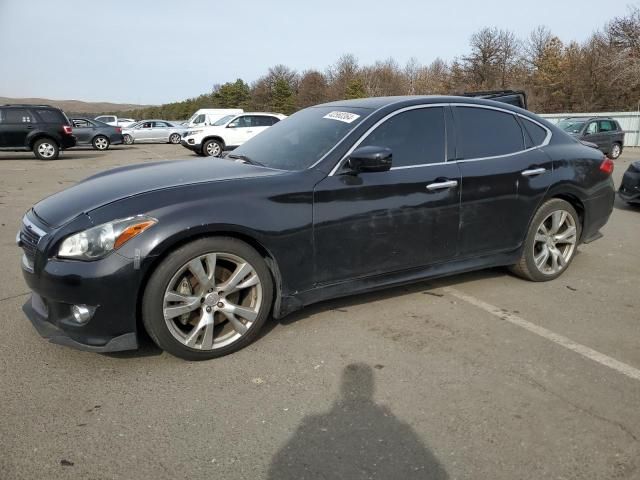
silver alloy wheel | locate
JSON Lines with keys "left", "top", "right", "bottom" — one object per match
{"left": 205, "top": 141, "right": 221, "bottom": 156}
{"left": 533, "top": 210, "right": 577, "bottom": 275}
{"left": 123, "top": 134, "right": 133, "bottom": 145}
{"left": 170, "top": 133, "right": 181, "bottom": 144}
{"left": 94, "top": 137, "right": 108, "bottom": 150}
{"left": 611, "top": 143, "right": 621, "bottom": 159}
{"left": 163, "top": 252, "right": 262, "bottom": 350}
{"left": 37, "top": 142, "right": 56, "bottom": 158}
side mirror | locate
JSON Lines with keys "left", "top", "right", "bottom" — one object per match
{"left": 347, "top": 146, "right": 392, "bottom": 173}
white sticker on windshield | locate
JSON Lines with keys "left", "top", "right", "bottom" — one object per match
{"left": 323, "top": 111, "right": 360, "bottom": 123}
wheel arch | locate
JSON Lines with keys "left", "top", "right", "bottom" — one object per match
{"left": 28, "top": 133, "right": 59, "bottom": 149}
{"left": 202, "top": 136, "right": 226, "bottom": 148}
{"left": 134, "top": 227, "right": 284, "bottom": 338}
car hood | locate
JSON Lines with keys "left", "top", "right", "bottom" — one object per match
{"left": 33, "top": 158, "right": 282, "bottom": 228}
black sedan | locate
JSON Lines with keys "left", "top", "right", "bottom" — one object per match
{"left": 18, "top": 96, "right": 615, "bottom": 360}
{"left": 71, "top": 117, "right": 124, "bottom": 150}
{"left": 618, "top": 161, "right": 640, "bottom": 204}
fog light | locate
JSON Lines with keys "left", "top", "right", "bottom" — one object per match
{"left": 188, "top": 138, "right": 194, "bottom": 144}
{"left": 71, "top": 304, "right": 94, "bottom": 325}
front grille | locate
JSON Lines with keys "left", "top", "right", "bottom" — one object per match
{"left": 19, "top": 217, "right": 46, "bottom": 269}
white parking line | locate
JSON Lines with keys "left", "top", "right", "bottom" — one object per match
{"left": 442, "top": 287, "right": 640, "bottom": 382}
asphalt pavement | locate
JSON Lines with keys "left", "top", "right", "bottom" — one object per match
{"left": 0, "top": 144, "right": 639, "bottom": 479}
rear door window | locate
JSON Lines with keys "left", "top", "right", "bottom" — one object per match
{"left": 454, "top": 106, "right": 524, "bottom": 159}
{"left": 598, "top": 120, "right": 617, "bottom": 132}
{"left": 3, "top": 109, "right": 34, "bottom": 123}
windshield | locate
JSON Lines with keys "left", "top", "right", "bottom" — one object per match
{"left": 230, "top": 106, "right": 370, "bottom": 170}
{"left": 558, "top": 119, "right": 586, "bottom": 134}
{"left": 213, "top": 115, "right": 234, "bottom": 126}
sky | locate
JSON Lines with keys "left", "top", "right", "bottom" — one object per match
{"left": 0, "top": 0, "right": 634, "bottom": 105}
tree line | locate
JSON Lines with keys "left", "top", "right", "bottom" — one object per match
{"left": 119, "top": 7, "right": 640, "bottom": 120}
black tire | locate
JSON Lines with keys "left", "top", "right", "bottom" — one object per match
{"left": 202, "top": 139, "right": 223, "bottom": 157}
{"left": 609, "top": 142, "right": 622, "bottom": 160}
{"left": 510, "top": 198, "right": 581, "bottom": 281}
{"left": 169, "top": 133, "right": 181, "bottom": 144}
{"left": 142, "top": 237, "right": 274, "bottom": 360}
{"left": 123, "top": 134, "right": 134, "bottom": 145}
{"left": 33, "top": 138, "right": 59, "bottom": 160}
{"left": 92, "top": 135, "right": 110, "bottom": 150}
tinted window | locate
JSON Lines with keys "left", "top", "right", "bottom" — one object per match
{"left": 521, "top": 118, "right": 547, "bottom": 148}
{"left": 599, "top": 120, "right": 617, "bottom": 132}
{"left": 358, "top": 107, "right": 445, "bottom": 167}
{"left": 36, "top": 109, "right": 65, "bottom": 123}
{"left": 251, "top": 116, "right": 277, "bottom": 127}
{"left": 153, "top": 121, "right": 168, "bottom": 128}
{"left": 73, "top": 119, "right": 92, "bottom": 128}
{"left": 3, "top": 109, "right": 34, "bottom": 123}
{"left": 231, "top": 106, "right": 369, "bottom": 171}
{"left": 455, "top": 107, "right": 523, "bottom": 158}
{"left": 229, "top": 116, "right": 250, "bottom": 128}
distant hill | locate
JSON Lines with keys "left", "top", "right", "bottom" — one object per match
{"left": 0, "top": 96, "right": 153, "bottom": 114}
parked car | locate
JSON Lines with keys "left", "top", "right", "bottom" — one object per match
{"left": 618, "top": 161, "right": 640, "bottom": 205}
{"left": 18, "top": 96, "right": 615, "bottom": 360}
{"left": 181, "top": 112, "right": 286, "bottom": 156}
{"left": 122, "top": 120, "right": 187, "bottom": 145}
{"left": 557, "top": 117, "right": 625, "bottom": 159}
{"left": 70, "top": 117, "right": 124, "bottom": 150}
{"left": 94, "top": 115, "right": 137, "bottom": 128}
{"left": 0, "top": 104, "right": 75, "bottom": 160}
{"left": 185, "top": 108, "right": 244, "bottom": 128}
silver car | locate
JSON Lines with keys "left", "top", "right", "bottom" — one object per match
{"left": 122, "top": 120, "right": 188, "bottom": 145}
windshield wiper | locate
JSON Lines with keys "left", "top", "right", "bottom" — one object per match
{"left": 227, "top": 153, "right": 264, "bottom": 167}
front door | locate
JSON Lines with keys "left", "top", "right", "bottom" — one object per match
{"left": 313, "top": 106, "right": 460, "bottom": 285}
{"left": 152, "top": 121, "right": 169, "bottom": 142}
{"left": 453, "top": 105, "right": 554, "bottom": 256}
{"left": 1, "top": 108, "right": 35, "bottom": 148}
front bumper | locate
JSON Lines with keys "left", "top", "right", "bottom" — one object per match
{"left": 618, "top": 169, "right": 640, "bottom": 203}
{"left": 21, "top": 251, "right": 142, "bottom": 353}
{"left": 180, "top": 138, "right": 202, "bottom": 153}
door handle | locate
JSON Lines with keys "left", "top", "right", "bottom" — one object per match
{"left": 26, "top": 125, "right": 34, "bottom": 130}
{"left": 426, "top": 180, "right": 458, "bottom": 191}
{"left": 521, "top": 168, "right": 546, "bottom": 177}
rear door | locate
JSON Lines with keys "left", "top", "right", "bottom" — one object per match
{"left": 453, "top": 105, "right": 553, "bottom": 256}
{"left": 313, "top": 105, "right": 461, "bottom": 284}
{"left": 0, "top": 108, "right": 36, "bottom": 148}
{"left": 152, "top": 121, "right": 170, "bottom": 141}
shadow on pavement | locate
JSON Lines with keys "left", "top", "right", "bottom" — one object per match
{"left": 267, "top": 363, "right": 448, "bottom": 479}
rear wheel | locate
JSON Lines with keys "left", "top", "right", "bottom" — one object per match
{"left": 33, "top": 138, "right": 59, "bottom": 160}
{"left": 142, "top": 237, "right": 274, "bottom": 360}
{"left": 510, "top": 199, "right": 581, "bottom": 281}
{"left": 92, "top": 135, "right": 110, "bottom": 150}
{"left": 123, "top": 134, "right": 134, "bottom": 145}
{"left": 203, "top": 139, "right": 223, "bottom": 157}
{"left": 609, "top": 142, "right": 622, "bottom": 160}
{"left": 169, "top": 133, "right": 181, "bottom": 144}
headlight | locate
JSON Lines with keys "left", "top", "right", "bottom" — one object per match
{"left": 185, "top": 130, "right": 203, "bottom": 136}
{"left": 58, "top": 216, "right": 157, "bottom": 260}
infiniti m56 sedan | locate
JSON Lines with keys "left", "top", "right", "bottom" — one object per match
{"left": 18, "top": 96, "right": 615, "bottom": 360}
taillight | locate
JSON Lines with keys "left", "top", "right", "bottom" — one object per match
{"left": 600, "top": 157, "right": 614, "bottom": 175}
{"left": 63, "top": 125, "right": 73, "bottom": 135}
{"left": 115, "top": 127, "right": 122, "bottom": 133}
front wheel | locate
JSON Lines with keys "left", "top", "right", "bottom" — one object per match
{"left": 92, "top": 135, "right": 110, "bottom": 150}
{"left": 142, "top": 237, "right": 274, "bottom": 360}
{"left": 169, "top": 133, "right": 181, "bottom": 144}
{"left": 609, "top": 142, "right": 622, "bottom": 160}
{"left": 33, "top": 138, "right": 59, "bottom": 160}
{"left": 203, "top": 139, "right": 223, "bottom": 157}
{"left": 510, "top": 199, "right": 581, "bottom": 281}
{"left": 123, "top": 134, "right": 134, "bottom": 145}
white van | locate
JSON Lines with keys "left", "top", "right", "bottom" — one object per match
{"left": 185, "top": 109, "right": 244, "bottom": 128}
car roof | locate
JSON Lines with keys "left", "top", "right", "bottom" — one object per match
{"left": 314, "top": 95, "right": 531, "bottom": 113}
{"left": 563, "top": 116, "right": 614, "bottom": 121}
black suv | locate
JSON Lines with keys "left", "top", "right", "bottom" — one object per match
{"left": 0, "top": 104, "right": 76, "bottom": 160}
{"left": 557, "top": 117, "right": 625, "bottom": 159}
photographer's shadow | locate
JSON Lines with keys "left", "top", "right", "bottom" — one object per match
{"left": 268, "top": 363, "right": 448, "bottom": 479}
